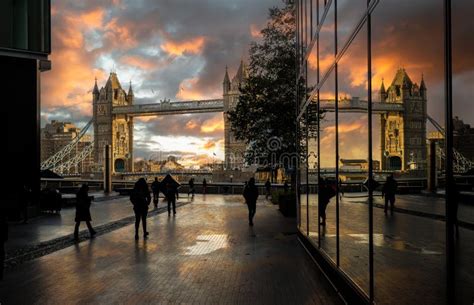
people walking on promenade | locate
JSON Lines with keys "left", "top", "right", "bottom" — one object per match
{"left": 202, "top": 178, "right": 207, "bottom": 194}
{"left": 151, "top": 177, "right": 160, "bottom": 209}
{"left": 74, "top": 184, "right": 96, "bottom": 240}
{"left": 130, "top": 178, "right": 151, "bottom": 240}
{"left": 188, "top": 178, "right": 195, "bottom": 197}
{"left": 243, "top": 178, "right": 259, "bottom": 226}
{"left": 382, "top": 174, "right": 398, "bottom": 214}
{"left": 166, "top": 182, "right": 177, "bottom": 216}
{"left": 265, "top": 178, "right": 271, "bottom": 200}
{"left": 319, "top": 178, "right": 335, "bottom": 226}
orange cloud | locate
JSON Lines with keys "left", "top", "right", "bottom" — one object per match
{"left": 104, "top": 18, "right": 138, "bottom": 49}
{"left": 201, "top": 117, "right": 224, "bottom": 133}
{"left": 161, "top": 36, "right": 206, "bottom": 56}
{"left": 325, "top": 121, "right": 365, "bottom": 134}
{"left": 202, "top": 140, "right": 216, "bottom": 150}
{"left": 176, "top": 77, "right": 206, "bottom": 100}
{"left": 120, "top": 55, "right": 157, "bottom": 70}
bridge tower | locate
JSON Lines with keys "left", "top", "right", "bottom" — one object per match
{"left": 380, "top": 69, "right": 427, "bottom": 171}
{"left": 92, "top": 73, "right": 134, "bottom": 173}
{"left": 223, "top": 61, "right": 247, "bottom": 170}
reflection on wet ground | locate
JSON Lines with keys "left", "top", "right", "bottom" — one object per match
{"left": 185, "top": 234, "right": 229, "bottom": 255}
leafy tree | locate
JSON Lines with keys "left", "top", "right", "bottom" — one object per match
{"left": 228, "top": 0, "right": 306, "bottom": 170}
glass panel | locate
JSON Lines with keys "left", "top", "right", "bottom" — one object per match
{"left": 373, "top": 1, "right": 446, "bottom": 303}
{"left": 319, "top": 69, "right": 337, "bottom": 262}
{"left": 308, "top": 100, "right": 320, "bottom": 242}
{"left": 452, "top": 1, "right": 474, "bottom": 303}
{"left": 337, "top": 0, "right": 367, "bottom": 49}
{"left": 337, "top": 23, "right": 370, "bottom": 294}
{"left": 299, "top": 112, "right": 309, "bottom": 235}
{"left": 0, "top": 0, "right": 51, "bottom": 54}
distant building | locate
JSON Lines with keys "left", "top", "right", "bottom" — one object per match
{"left": 339, "top": 159, "right": 380, "bottom": 181}
{"left": 453, "top": 117, "right": 474, "bottom": 162}
{"left": 223, "top": 61, "right": 248, "bottom": 170}
{"left": 41, "top": 120, "right": 94, "bottom": 173}
{"left": 133, "top": 156, "right": 184, "bottom": 172}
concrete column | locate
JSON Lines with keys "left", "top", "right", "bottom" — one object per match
{"left": 104, "top": 144, "right": 112, "bottom": 193}
{"left": 428, "top": 140, "right": 437, "bottom": 192}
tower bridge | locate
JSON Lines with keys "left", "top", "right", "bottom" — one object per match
{"left": 41, "top": 66, "right": 474, "bottom": 175}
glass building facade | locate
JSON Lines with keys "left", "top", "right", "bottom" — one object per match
{"left": 295, "top": 0, "right": 473, "bottom": 304}
{"left": 0, "top": 0, "right": 51, "bottom": 56}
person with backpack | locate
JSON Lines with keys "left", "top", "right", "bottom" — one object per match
{"left": 130, "top": 178, "right": 151, "bottom": 240}
{"left": 74, "top": 184, "right": 96, "bottom": 240}
{"left": 243, "top": 178, "right": 259, "bottom": 226}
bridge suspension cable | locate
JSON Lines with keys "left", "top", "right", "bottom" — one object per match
{"left": 41, "top": 119, "right": 94, "bottom": 172}
{"left": 427, "top": 115, "right": 474, "bottom": 173}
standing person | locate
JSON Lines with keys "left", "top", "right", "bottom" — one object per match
{"left": 0, "top": 212, "right": 7, "bottom": 280}
{"left": 265, "top": 178, "right": 271, "bottom": 200}
{"left": 74, "top": 184, "right": 96, "bottom": 240}
{"left": 243, "top": 178, "right": 259, "bottom": 226}
{"left": 130, "top": 178, "right": 151, "bottom": 240}
{"left": 202, "top": 178, "right": 207, "bottom": 194}
{"left": 283, "top": 180, "right": 289, "bottom": 193}
{"left": 382, "top": 174, "right": 398, "bottom": 214}
{"left": 166, "top": 182, "right": 177, "bottom": 216}
{"left": 188, "top": 178, "right": 195, "bottom": 197}
{"left": 151, "top": 177, "right": 160, "bottom": 209}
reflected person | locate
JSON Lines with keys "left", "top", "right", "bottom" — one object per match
{"left": 382, "top": 174, "right": 398, "bottom": 214}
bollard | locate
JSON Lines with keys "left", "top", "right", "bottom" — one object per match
{"left": 104, "top": 144, "right": 112, "bottom": 193}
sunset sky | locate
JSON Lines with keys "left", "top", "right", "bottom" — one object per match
{"left": 41, "top": 0, "right": 473, "bottom": 168}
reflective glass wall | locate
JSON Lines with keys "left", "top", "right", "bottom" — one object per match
{"left": 296, "top": 0, "right": 473, "bottom": 304}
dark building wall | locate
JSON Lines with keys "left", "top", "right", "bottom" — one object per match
{"left": 0, "top": 55, "right": 40, "bottom": 208}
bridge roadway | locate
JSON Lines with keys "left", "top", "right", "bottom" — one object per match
{"left": 111, "top": 98, "right": 404, "bottom": 116}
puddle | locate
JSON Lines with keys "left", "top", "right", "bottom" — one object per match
{"left": 184, "top": 234, "right": 229, "bottom": 256}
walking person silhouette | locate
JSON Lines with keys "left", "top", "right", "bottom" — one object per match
{"left": 243, "top": 178, "right": 259, "bottom": 226}
{"left": 188, "top": 178, "right": 195, "bottom": 197}
{"left": 166, "top": 182, "right": 177, "bottom": 216}
{"left": 130, "top": 178, "right": 151, "bottom": 240}
{"left": 151, "top": 177, "right": 160, "bottom": 209}
{"left": 382, "top": 174, "right": 398, "bottom": 214}
{"left": 265, "top": 178, "right": 271, "bottom": 200}
{"left": 74, "top": 184, "right": 96, "bottom": 240}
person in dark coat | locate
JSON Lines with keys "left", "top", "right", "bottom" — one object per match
{"left": 130, "top": 178, "right": 151, "bottom": 240}
{"left": 151, "top": 177, "right": 160, "bottom": 209}
{"left": 283, "top": 180, "right": 289, "bottom": 193}
{"left": 0, "top": 212, "right": 7, "bottom": 280}
{"left": 188, "top": 178, "right": 195, "bottom": 197}
{"left": 74, "top": 184, "right": 96, "bottom": 240}
{"left": 319, "top": 178, "right": 335, "bottom": 226}
{"left": 382, "top": 175, "right": 398, "bottom": 214}
{"left": 243, "top": 178, "right": 259, "bottom": 226}
{"left": 165, "top": 182, "right": 177, "bottom": 216}
{"left": 202, "top": 178, "right": 207, "bottom": 194}
{"left": 265, "top": 178, "right": 271, "bottom": 200}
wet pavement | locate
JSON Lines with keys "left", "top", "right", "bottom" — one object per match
{"left": 1, "top": 195, "right": 342, "bottom": 305}
{"left": 300, "top": 194, "right": 474, "bottom": 305}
